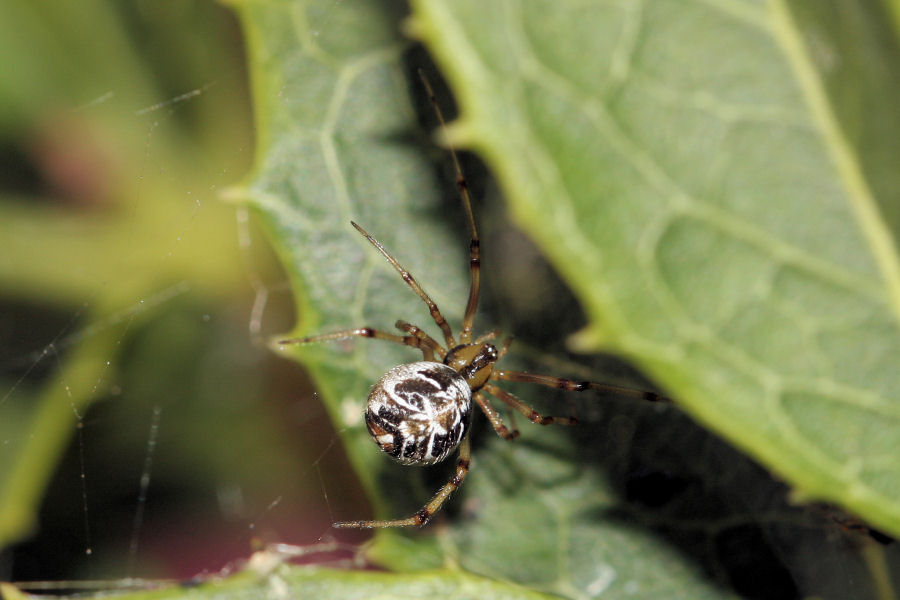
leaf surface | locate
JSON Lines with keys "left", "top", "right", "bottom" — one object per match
{"left": 238, "top": 0, "right": 900, "bottom": 598}
{"left": 411, "top": 0, "right": 900, "bottom": 540}
{"left": 1, "top": 564, "right": 561, "bottom": 600}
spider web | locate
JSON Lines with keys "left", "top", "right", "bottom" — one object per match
{"left": 0, "top": 0, "right": 359, "bottom": 588}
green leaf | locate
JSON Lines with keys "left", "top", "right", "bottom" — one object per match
{"left": 2, "top": 562, "right": 562, "bottom": 600}
{"left": 411, "top": 0, "right": 900, "bottom": 538}
{"left": 238, "top": 0, "right": 900, "bottom": 598}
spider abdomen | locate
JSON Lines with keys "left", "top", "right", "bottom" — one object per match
{"left": 365, "top": 362, "right": 472, "bottom": 466}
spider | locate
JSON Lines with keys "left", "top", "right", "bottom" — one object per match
{"left": 280, "top": 71, "right": 666, "bottom": 528}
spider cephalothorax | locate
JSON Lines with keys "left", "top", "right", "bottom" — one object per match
{"left": 279, "top": 72, "right": 666, "bottom": 528}
{"left": 444, "top": 342, "right": 498, "bottom": 389}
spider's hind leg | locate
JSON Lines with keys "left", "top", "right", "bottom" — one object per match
{"left": 333, "top": 436, "right": 472, "bottom": 528}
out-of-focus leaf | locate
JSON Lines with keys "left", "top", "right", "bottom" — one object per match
{"left": 0, "top": 0, "right": 251, "bottom": 551}
{"left": 3, "top": 562, "right": 562, "bottom": 600}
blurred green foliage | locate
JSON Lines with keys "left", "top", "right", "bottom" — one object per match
{"left": 0, "top": 0, "right": 362, "bottom": 584}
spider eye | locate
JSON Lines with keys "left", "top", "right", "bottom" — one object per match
{"left": 365, "top": 361, "right": 472, "bottom": 465}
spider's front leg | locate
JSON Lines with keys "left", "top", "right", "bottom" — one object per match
{"left": 485, "top": 383, "right": 579, "bottom": 428}
{"left": 492, "top": 369, "right": 671, "bottom": 403}
{"left": 394, "top": 320, "right": 446, "bottom": 360}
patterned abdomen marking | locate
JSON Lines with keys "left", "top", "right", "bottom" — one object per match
{"left": 365, "top": 362, "right": 472, "bottom": 465}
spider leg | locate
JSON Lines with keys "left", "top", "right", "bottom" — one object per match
{"left": 419, "top": 70, "right": 480, "bottom": 345}
{"left": 505, "top": 409, "right": 520, "bottom": 437}
{"left": 484, "top": 383, "right": 578, "bottom": 427}
{"left": 473, "top": 329, "right": 501, "bottom": 345}
{"left": 279, "top": 328, "right": 436, "bottom": 362}
{"left": 333, "top": 436, "right": 471, "bottom": 528}
{"left": 473, "top": 391, "right": 519, "bottom": 440}
{"left": 394, "top": 320, "right": 446, "bottom": 360}
{"left": 350, "top": 221, "right": 456, "bottom": 349}
{"left": 491, "top": 370, "right": 671, "bottom": 403}
{"left": 496, "top": 337, "right": 513, "bottom": 360}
